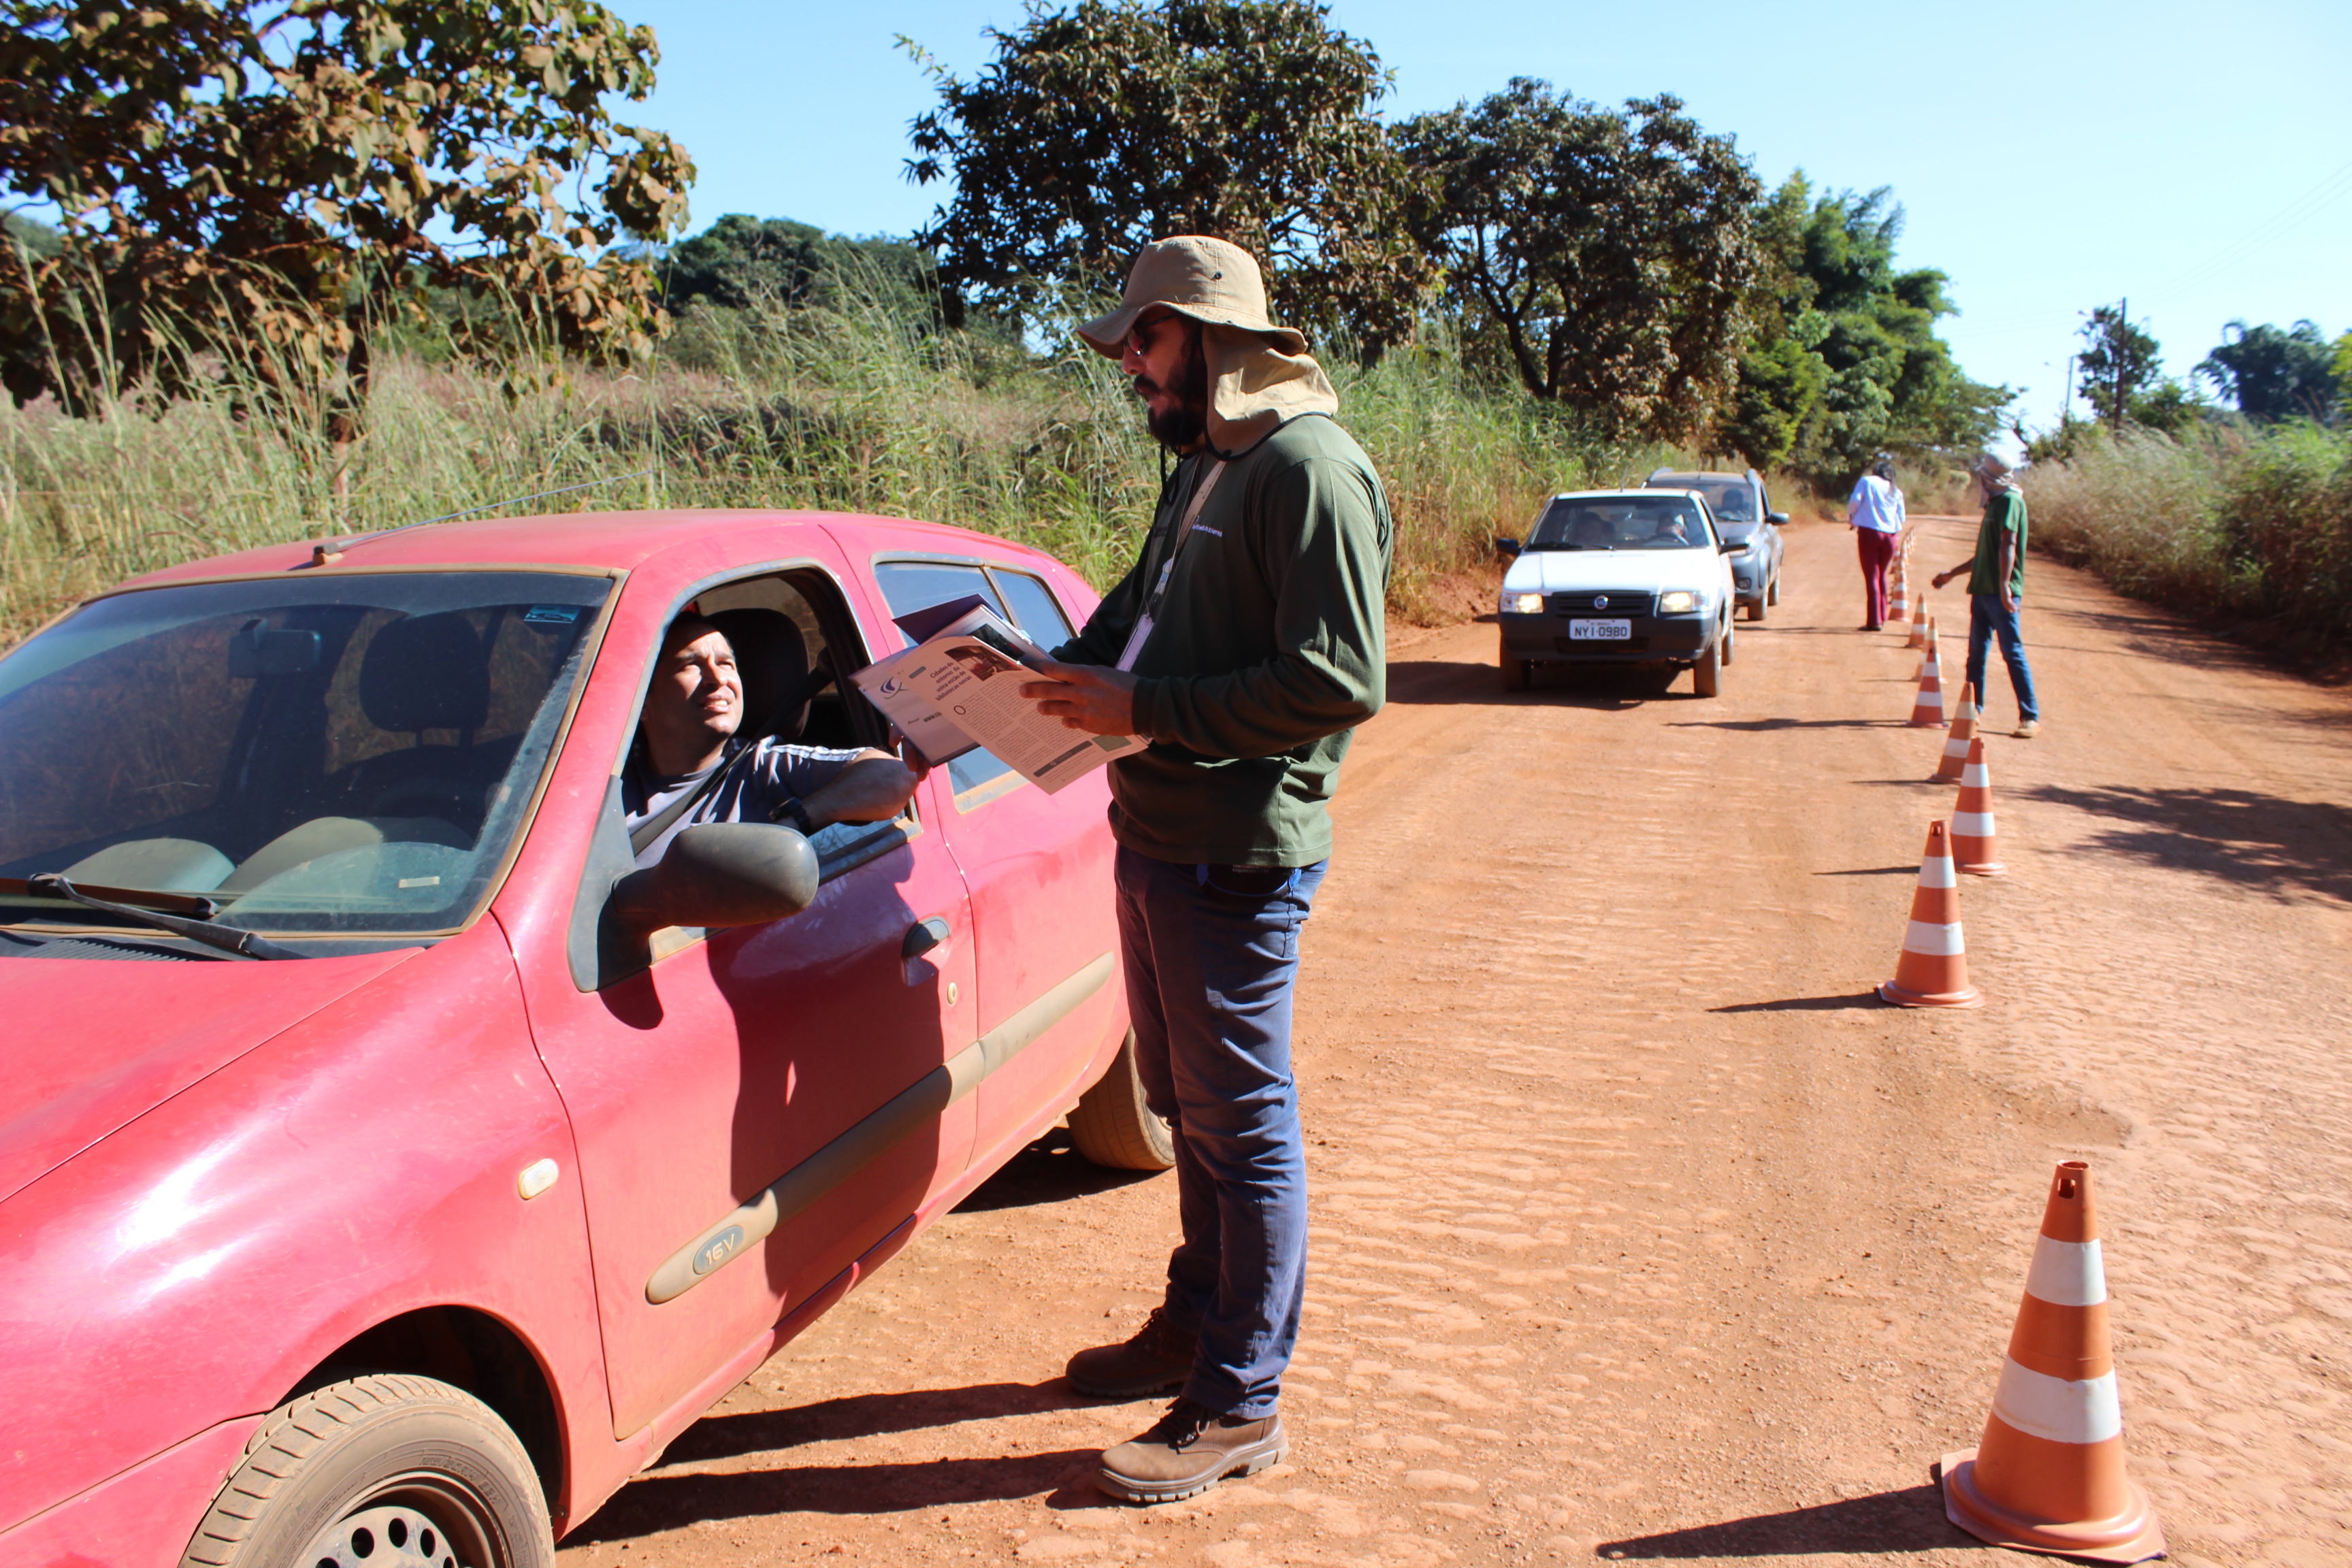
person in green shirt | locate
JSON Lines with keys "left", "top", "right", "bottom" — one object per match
{"left": 1932, "top": 453, "right": 2042, "bottom": 737}
{"left": 1017, "top": 236, "right": 1392, "bottom": 1503}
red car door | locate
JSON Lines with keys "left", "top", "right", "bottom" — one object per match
{"left": 864, "top": 554, "right": 1124, "bottom": 1172}
{"left": 512, "top": 555, "right": 977, "bottom": 1442}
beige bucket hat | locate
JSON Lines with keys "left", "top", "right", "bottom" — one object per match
{"left": 1079, "top": 235, "right": 1338, "bottom": 455}
{"left": 1076, "top": 235, "right": 1308, "bottom": 357}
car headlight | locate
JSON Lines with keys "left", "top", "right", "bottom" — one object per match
{"left": 1657, "top": 590, "right": 1699, "bottom": 615}
{"left": 1501, "top": 591, "right": 1545, "bottom": 615}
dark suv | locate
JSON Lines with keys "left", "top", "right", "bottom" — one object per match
{"left": 1644, "top": 469, "right": 1786, "bottom": 620}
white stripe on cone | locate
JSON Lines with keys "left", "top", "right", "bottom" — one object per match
{"left": 1991, "top": 1360, "right": 2123, "bottom": 1445}
{"left": 1953, "top": 811, "right": 1996, "bottom": 836}
{"left": 1962, "top": 762, "right": 1990, "bottom": 786}
{"left": 1942, "top": 738, "right": 1970, "bottom": 758}
{"left": 1905, "top": 919, "right": 1964, "bottom": 956}
{"left": 1918, "top": 855, "right": 1956, "bottom": 889}
{"left": 2025, "top": 1237, "right": 2108, "bottom": 1307}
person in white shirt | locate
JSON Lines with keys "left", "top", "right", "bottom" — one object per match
{"left": 1846, "top": 455, "right": 1907, "bottom": 630}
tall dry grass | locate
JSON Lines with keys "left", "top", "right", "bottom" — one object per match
{"left": 2025, "top": 421, "right": 2352, "bottom": 660}
{"left": 0, "top": 285, "right": 1657, "bottom": 648}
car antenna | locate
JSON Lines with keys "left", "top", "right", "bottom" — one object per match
{"left": 306, "top": 469, "right": 655, "bottom": 568}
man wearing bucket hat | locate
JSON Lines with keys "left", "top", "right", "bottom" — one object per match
{"left": 1018, "top": 236, "right": 1392, "bottom": 1502}
{"left": 1932, "top": 453, "right": 2042, "bottom": 737}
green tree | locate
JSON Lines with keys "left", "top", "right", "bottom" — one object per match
{"left": 1723, "top": 175, "right": 2004, "bottom": 478}
{"left": 664, "top": 214, "right": 934, "bottom": 320}
{"left": 1394, "top": 79, "right": 1761, "bottom": 442}
{"left": 2077, "top": 304, "right": 2162, "bottom": 426}
{"left": 902, "top": 0, "right": 1428, "bottom": 354}
{"left": 0, "top": 0, "right": 694, "bottom": 428}
{"left": 2126, "top": 378, "right": 2205, "bottom": 438}
{"left": 2195, "top": 319, "right": 2339, "bottom": 423}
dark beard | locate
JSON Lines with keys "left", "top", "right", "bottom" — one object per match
{"left": 1137, "top": 329, "right": 1210, "bottom": 450}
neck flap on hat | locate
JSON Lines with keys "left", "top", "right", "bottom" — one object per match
{"left": 1200, "top": 321, "right": 1339, "bottom": 457}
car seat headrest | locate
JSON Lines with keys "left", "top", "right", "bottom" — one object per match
{"left": 705, "top": 607, "right": 811, "bottom": 742}
{"left": 359, "top": 612, "right": 491, "bottom": 734}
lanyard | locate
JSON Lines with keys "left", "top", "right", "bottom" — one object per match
{"left": 1115, "top": 459, "right": 1227, "bottom": 673}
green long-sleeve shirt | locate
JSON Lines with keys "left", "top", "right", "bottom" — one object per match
{"left": 1057, "top": 414, "right": 1392, "bottom": 866}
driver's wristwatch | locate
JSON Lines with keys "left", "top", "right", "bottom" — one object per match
{"left": 772, "top": 798, "right": 817, "bottom": 836}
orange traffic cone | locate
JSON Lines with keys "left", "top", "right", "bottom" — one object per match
{"left": 1933, "top": 682, "right": 1979, "bottom": 782}
{"left": 1906, "top": 630, "right": 1946, "bottom": 727}
{"left": 1940, "top": 1162, "right": 2165, "bottom": 1563}
{"left": 1888, "top": 553, "right": 1911, "bottom": 629}
{"left": 1878, "top": 819, "right": 1981, "bottom": 1007}
{"left": 1908, "top": 604, "right": 1931, "bottom": 650}
{"left": 1952, "top": 734, "right": 2005, "bottom": 876}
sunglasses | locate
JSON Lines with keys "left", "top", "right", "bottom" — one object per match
{"left": 1124, "top": 312, "right": 1179, "bottom": 356}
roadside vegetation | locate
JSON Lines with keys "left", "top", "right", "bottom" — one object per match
{"left": 2023, "top": 421, "right": 2352, "bottom": 665}
{"left": 0, "top": 272, "right": 1701, "bottom": 646}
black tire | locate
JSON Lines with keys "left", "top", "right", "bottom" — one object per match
{"left": 1721, "top": 622, "right": 1736, "bottom": 665}
{"left": 182, "top": 1375, "right": 553, "bottom": 1568}
{"left": 1746, "top": 595, "right": 1767, "bottom": 623}
{"left": 1068, "top": 1029, "right": 1175, "bottom": 1171}
{"left": 1693, "top": 634, "right": 1723, "bottom": 698}
{"left": 1767, "top": 569, "right": 1780, "bottom": 606}
{"left": 1498, "top": 631, "right": 1530, "bottom": 691}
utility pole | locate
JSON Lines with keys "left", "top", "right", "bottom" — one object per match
{"left": 2062, "top": 355, "right": 2075, "bottom": 425}
{"left": 2115, "top": 297, "right": 2129, "bottom": 423}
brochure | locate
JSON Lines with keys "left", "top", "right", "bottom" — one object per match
{"left": 851, "top": 596, "right": 1141, "bottom": 795}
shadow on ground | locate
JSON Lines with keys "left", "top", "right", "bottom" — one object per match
{"left": 1667, "top": 717, "right": 1912, "bottom": 732}
{"left": 951, "top": 1127, "right": 1164, "bottom": 1213}
{"left": 2025, "top": 783, "right": 2352, "bottom": 903}
{"left": 1595, "top": 1482, "right": 1977, "bottom": 1557}
{"left": 566, "top": 1448, "right": 1105, "bottom": 1537}
{"left": 1712, "top": 992, "right": 1884, "bottom": 1013}
{"left": 1387, "top": 660, "right": 1685, "bottom": 708}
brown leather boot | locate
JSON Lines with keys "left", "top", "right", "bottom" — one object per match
{"left": 1065, "top": 1305, "right": 1196, "bottom": 1398}
{"left": 1095, "top": 1399, "right": 1288, "bottom": 1503}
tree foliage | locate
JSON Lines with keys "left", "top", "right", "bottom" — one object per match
{"left": 1722, "top": 176, "right": 2004, "bottom": 478}
{"left": 0, "top": 0, "right": 693, "bottom": 423}
{"left": 1395, "top": 80, "right": 1760, "bottom": 441}
{"left": 902, "top": 0, "right": 1428, "bottom": 354}
{"left": 664, "top": 214, "right": 934, "bottom": 320}
{"left": 2195, "top": 319, "right": 2339, "bottom": 423}
{"left": 2077, "top": 304, "right": 2162, "bottom": 426}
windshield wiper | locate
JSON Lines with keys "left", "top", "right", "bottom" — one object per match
{"left": 25, "top": 873, "right": 301, "bottom": 961}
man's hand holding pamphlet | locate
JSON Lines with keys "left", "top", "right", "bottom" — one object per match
{"left": 851, "top": 596, "right": 1141, "bottom": 795}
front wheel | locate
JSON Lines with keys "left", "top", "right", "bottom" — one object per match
{"left": 1767, "top": 569, "right": 1780, "bottom": 606}
{"left": 183, "top": 1375, "right": 553, "bottom": 1568}
{"left": 1693, "top": 635, "right": 1724, "bottom": 698}
{"left": 1068, "top": 1030, "right": 1176, "bottom": 1171}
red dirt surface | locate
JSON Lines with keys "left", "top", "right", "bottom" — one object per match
{"left": 556, "top": 513, "right": 2352, "bottom": 1567}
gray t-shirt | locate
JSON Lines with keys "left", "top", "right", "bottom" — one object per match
{"left": 622, "top": 736, "right": 863, "bottom": 866}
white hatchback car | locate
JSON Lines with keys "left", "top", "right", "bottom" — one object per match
{"left": 1494, "top": 489, "right": 1738, "bottom": 696}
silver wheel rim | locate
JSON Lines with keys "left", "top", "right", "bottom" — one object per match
{"left": 297, "top": 1480, "right": 502, "bottom": 1568}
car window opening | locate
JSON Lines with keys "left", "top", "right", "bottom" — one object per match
{"left": 870, "top": 560, "right": 1078, "bottom": 810}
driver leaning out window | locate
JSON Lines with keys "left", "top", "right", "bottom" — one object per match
{"left": 624, "top": 613, "right": 924, "bottom": 867}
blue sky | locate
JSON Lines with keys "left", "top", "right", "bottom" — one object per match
{"left": 625, "top": 0, "right": 2349, "bottom": 433}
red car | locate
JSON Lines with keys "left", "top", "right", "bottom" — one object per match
{"left": 0, "top": 511, "right": 1167, "bottom": 1567}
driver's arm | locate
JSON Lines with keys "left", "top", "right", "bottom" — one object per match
{"left": 800, "top": 749, "right": 923, "bottom": 829}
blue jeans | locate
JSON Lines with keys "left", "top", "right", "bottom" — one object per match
{"left": 1967, "top": 594, "right": 2040, "bottom": 723}
{"left": 1113, "top": 845, "right": 1326, "bottom": 1420}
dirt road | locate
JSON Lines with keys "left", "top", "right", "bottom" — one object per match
{"left": 557, "top": 513, "right": 2352, "bottom": 1568}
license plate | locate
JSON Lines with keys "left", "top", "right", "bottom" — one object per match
{"left": 1569, "top": 619, "right": 1632, "bottom": 640}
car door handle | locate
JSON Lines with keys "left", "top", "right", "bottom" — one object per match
{"left": 902, "top": 916, "right": 951, "bottom": 960}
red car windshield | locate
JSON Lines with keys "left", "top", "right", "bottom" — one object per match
{"left": 0, "top": 572, "right": 608, "bottom": 940}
